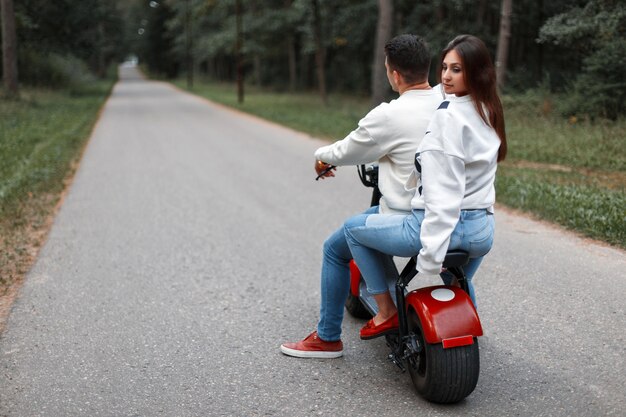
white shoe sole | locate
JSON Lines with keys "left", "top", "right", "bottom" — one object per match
{"left": 280, "top": 344, "right": 343, "bottom": 359}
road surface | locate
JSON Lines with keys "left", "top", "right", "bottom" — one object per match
{"left": 1, "top": 66, "right": 624, "bottom": 416}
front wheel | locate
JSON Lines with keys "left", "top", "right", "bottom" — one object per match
{"left": 406, "top": 309, "right": 480, "bottom": 403}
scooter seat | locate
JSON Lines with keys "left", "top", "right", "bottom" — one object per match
{"left": 442, "top": 251, "right": 469, "bottom": 268}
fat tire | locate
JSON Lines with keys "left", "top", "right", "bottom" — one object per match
{"left": 406, "top": 309, "right": 480, "bottom": 404}
{"left": 345, "top": 292, "right": 373, "bottom": 319}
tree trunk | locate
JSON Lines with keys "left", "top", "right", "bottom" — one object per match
{"left": 235, "top": 0, "right": 244, "bottom": 103}
{"left": 1, "top": 0, "right": 18, "bottom": 96}
{"left": 287, "top": 34, "right": 297, "bottom": 92}
{"left": 476, "top": 0, "right": 488, "bottom": 26}
{"left": 536, "top": 0, "right": 544, "bottom": 83}
{"left": 185, "top": 0, "right": 194, "bottom": 89}
{"left": 311, "top": 0, "right": 327, "bottom": 105}
{"left": 253, "top": 54, "right": 261, "bottom": 86}
{"left": 371, "top": 0, "right": 393, "bottom": 107}
{"left": 495, "top": 0, "right": 513, "bottom": 91}
{"left": 283, "top": 0, "right": 297, "bottom": 92}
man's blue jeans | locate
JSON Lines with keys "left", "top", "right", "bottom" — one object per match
{"left": 343, "top": 209, "right": 495, "bottom": 307}
{"left": 317, "top": 206, "right": 392, "bottom": 342}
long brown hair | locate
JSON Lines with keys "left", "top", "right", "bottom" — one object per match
{"left": 439, "top": 35, "right": 507, "bottom": 161}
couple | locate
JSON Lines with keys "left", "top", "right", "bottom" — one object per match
{"left": 282, "top": 33, "right": 507, "bottom": 359}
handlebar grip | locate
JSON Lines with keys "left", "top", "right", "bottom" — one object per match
{"left": 315, "top": 165, "right": 336, "bottom": 181}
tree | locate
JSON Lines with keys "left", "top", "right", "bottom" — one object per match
{"left": 185, "top": 0, "right": 194, "bottom": 88}
{"left": 539, "top": 0, "right": 626, "bottom": 118}
{"left": 14, "top": 0, "right": 127, "bottom": 86}
{"left": 495, "top": 0, "right": 513, "bottom": 91}
{"left": 1, "top": 0, "right": 18, "bottom": 96}
{"left": 284, "top": 0, "right": 297, "bottom": 91}
{"left": 235, "top": 0, "right": 244, "bottom": 103}
{"left": 311, "top": 0, "right": 327, "bottom": 105}
{"left": 371, "top": 0, "right": 393, "bottom": 107}
{"left": 135, "top": 0, "right": 184, "bottom": 79}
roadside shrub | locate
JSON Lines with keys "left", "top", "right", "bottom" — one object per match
{"left": 18, "top": 49, "right": 95, "bottom": 88}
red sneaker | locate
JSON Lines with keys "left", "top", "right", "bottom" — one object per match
{"left": 280, "top": 331, "right": 343, "bottom": 358}
{"left": 360, "top": 313, "right": 399, "bottom": 340}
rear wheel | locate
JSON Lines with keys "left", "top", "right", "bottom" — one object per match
{"left": 345, "top": 292, "right": 372, "bottom": 319}
{"left": 406, "top": 309, "right": 480, "bottom": 403}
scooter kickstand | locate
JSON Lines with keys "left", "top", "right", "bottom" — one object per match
{"left": 388, "top": 351, "right": 406, "bottom": 372}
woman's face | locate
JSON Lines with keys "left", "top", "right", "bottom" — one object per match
{"left": 441, "top": 49, "right": 467, "bottom": 96}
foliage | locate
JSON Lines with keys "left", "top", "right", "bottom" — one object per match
{"left": 132, "top": 0, "right": 179, "bottom": 77}
{"left": 129, "top": 1, "right": 617, "bottom": 103}
{"left": 539, "top": 0, "right": 626, "bottom": 119}
{"left": 3, "top": 0, "right": 625, "bottom": 117}
{"left": 11, "top": 0, "right": 127, "bottom": 82}
{"left": 17, "top": 50, "right": 96, "bottom": 88}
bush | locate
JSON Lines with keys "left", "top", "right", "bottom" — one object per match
{"left": 18, "top": 49, "right": 96, "bottom": 88}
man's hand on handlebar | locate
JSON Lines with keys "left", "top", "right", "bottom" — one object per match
{"left": 315, "top": 160, "right": 336, "bottom": 180}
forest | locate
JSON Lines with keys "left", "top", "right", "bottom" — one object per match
{"left": 2, "top": 0, "right": 625, "bottom": 119}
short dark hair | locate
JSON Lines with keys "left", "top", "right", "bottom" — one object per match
{"left": 384, "top": 34, "right": 431, "bottom": 84}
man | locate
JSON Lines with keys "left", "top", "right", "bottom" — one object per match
{"left": 281, "top": 34, "right": 442, "bottom": 358}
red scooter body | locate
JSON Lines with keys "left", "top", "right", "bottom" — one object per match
{"left": 406, "top": 285, "right": 482, "bottom": 347}
{"left": 349, "top": 260, "right": 361, "bottom": 297}
{"left": 350, "top": 260, "right": 482, "bottom": 348}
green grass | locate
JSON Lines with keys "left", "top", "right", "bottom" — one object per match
{"left": 496, "top": 167, "right": 625, "bottom": 247}
{"left": 175, "top": 81, "right": 372, "bottom": 140}
{"left": 0, "top": 82, "right": 114, "bottom": 215}
{"left": 502, "top": 94, "right": 626, "bottom": 171}
{"left": 179, "top": 80, "right": 626, "bottom": 248}
{"left": 0, "top": 81, "right": 114, "bottom": 289}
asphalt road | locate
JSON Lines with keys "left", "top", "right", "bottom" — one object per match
{"left": 1, "top": 66, "right": 624, "bottom": 417}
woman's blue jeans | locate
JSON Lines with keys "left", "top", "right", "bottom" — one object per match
{"left": 317, "top": 206, "right": 399, "bottom": 342}
{"left": 343, "top": 209, "right": 495, "bottom": 307}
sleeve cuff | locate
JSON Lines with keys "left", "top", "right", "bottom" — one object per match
{"left": 416, "top": 255, "right": 442, "bottom": 275}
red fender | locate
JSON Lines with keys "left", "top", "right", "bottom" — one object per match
{"left": 405, "top": 285, "right": 483, "bottom": 348}
{"left": 349, "top": 260, "right": 361, "bottom": 296}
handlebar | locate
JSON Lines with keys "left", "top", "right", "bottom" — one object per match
{"left": 357, "top": 164, "right": 378, "bottom": 188}
{"left": 315, "top": 164, "right": 379, "bottom": 187}
{"left": 315, "top": 165, "right": 337, "bottom": 181}
{"left": 314, "top": 163, "right": 381, "bottom": 207}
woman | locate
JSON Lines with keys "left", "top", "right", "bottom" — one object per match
{"left": 344, "top": 34, "right": 507, "bottom": 340}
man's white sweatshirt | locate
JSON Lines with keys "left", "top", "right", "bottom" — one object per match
{"left": 314, "top": 88, "right": 442, "bottom": 214}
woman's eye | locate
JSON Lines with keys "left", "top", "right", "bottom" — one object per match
{"left": 452, "top": 67, "right": 462, "bottom": 73}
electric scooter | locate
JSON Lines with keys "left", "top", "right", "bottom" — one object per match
{"left": 344, "top": 164, "right": 483, "bottom": 404}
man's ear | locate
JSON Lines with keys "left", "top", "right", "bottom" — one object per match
{"left": 393, "top": 70, "right": 402, "bottom": 87}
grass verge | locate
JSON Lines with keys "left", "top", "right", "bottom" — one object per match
{"left": 0, "top": 81, "right": 114, "bottom": 325}
{"left": 179, "top": 80, "right": 625, "bottom": 248}
{"left": 496, "top": 167, "right": 624, "bottom": 247}
{"left": 174, "top": 81, "right": 372, "bottom": 140}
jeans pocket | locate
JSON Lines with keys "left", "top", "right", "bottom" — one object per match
{"left": 467, "top": 216, "right": 494, "bottom": 257}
